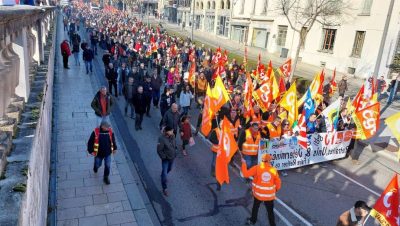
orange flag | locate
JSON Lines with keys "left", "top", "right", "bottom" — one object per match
{"left": 352, "top": 102, "right": 380, "bottom": 140}
{"left": 278, "top": 58, "right": 291, "bottom": 78}
{"left": 253, "top": 80, "right": 273, "bottom": 112}
{"left": 188, "top": 61, "right": 196, "bottom": 87}
{"left": 370, "top": 174, "right": 399, "bottom": 226}
{"left": 216, "top": 117, "right": 238, "bottom": 185}
{"left": 200, "top": 85, "right": 214, "bottom": 136}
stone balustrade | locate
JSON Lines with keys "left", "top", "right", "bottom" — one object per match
{"left": 0, "top": 5, "right": 56, "bottom": 226}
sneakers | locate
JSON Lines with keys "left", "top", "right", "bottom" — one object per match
{"left": 103, "top": 177, "right": 110, "bottom": 185}
{"left": 246, "top": 218, "right": 255, "bottom": 225}
{"left": 163, "top": 189, "right": 168, "bottom": 196}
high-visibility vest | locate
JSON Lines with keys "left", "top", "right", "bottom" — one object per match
{"left": 211, "top": 128, "right": 221, "bottom": 153}
{"left": 242, "top": 129, "right": 260, "bottom": 156}
{"left": 230, "top": 119, "right": 240, "bottom": 138}
{"left": 93, "top": 128, "right": 114, "bottom": 156}
{"left": 252, "top": 163, "right": 280, "bottom": 201}
{"left": 267, "top": 123, "right": 281, "bottom": 139}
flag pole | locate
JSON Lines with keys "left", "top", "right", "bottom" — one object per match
{"left": 362, "top": 214, "right": 371, "bottom": 226}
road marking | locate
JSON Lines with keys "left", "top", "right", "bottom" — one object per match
{"left": 190, "top": 124, "right": 311, "bottom": 226}
{"left": 275, "top": 198, "right": 313, "bottom": 226}
{"left": 332, "top": 169, "right": 380, "bottom": 196}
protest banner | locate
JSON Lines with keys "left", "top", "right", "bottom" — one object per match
{"left": 258, "top": 130, "right": 353, "bottom": 170}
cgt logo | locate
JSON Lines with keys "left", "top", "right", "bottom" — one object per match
{"left": 324, "top": 130, "right": 353, "bottom": 145}
{"left": 362, "top": 109, "right": 378, "bottom": 134}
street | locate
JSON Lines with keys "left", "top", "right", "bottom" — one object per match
{"left": 87, "top": 47, "right": 397, "bottom": 225}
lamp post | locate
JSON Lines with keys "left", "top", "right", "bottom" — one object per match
{"left": 191, "top": 0, "right": 195, "bottom": 41}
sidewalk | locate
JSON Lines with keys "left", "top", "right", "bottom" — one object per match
{"left": 53, "top": 14, "right": 154, "bottom": 226}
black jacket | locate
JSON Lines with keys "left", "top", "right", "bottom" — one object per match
{"left": 83, "top": 48, "right": 94, "bottom": 61}
{"left": 87, "top": 128, "right": 117, "bottom": 158}
{"left": 157, "top": 134, "right": 176, "bottom": 160}
{"left": 105, "top": 67, "right": 118, "bottom": 82}
{"left": 132, "top": 93, "right": 146, "bottom": 114}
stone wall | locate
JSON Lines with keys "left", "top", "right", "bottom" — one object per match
{"left": 0, "top": 5, "right": 55, "bottom": 226}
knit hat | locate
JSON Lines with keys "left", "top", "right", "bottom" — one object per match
{"left": 164, "top": 126, "right": 173, "bottom": 132}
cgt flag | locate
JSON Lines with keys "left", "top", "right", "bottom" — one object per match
{"left": 216, "top": 117, "right": 238, "bottom": 185}
{"left": 352, "top": 102, "right": 380, "bottom": 140}
{"left": 211, "top": 76, "right": 230, "bottom": 112}
{"left": 278, "top": 82, "right": 298, "bottom": 126}
{"left": 370, "top": 174, "right": 399, "bottom": 226}
{"left": 200, "top": 85, "right": 214, "bottom": 136}
{"left": 278, "top": 58, "right": 291, "bottom": 78}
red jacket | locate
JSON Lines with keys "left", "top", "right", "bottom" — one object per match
{"left": 60, "top": 41, "right": 71, "bottom": 56}
{"left": 180, "top": 122, "right": 192, "bottom": 141}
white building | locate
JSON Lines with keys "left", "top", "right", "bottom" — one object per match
{"left": 161, "top": 0, "right": 400, "bottom": 78}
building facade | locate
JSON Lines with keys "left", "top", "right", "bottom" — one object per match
{"left": 160, "top": 0, "right": 400, "bottom": 78}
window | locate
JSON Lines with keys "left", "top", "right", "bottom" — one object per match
{"left": 240, "top": 0, "right": 245, "bottom": 14}
{"left": 217, "top": 16, "right": 230, "bottom": 36}
{"left": 212, "top": 1, "right": 216, "bottom": 9}
{"left": 321, "top": 29, "right": 337, "bottom": 51}
{"left": 207, "top": 1, "right": 210, "bottom": 9}
{"left": 261, "top": 0, "right": 268, "bottom": 14}
{"left": 360, "top": 0, "right": 373, "bottom": 15}
{"left": 227, "top": 0, "right": 230, "bottom": 9}
{"left": 196, "top": 2, "right": 199, "bottom": 9}
{"left": 276, "top": 25, "right": 288, "bottom": 46}
{"left": 351, "top": 31, "right": 366, "bottom": 57}
{"left": 201, "top": 2, "right": 203, "bottom": 9}
{"left": 220, "top": 0, "right": 224, "bottom": 9}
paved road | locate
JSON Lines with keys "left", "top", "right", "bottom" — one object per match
{"left": 85, "top": 42, "right": 398, "bottom": 225}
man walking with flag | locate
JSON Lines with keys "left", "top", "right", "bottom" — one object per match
{"left": 241, "top": 153, "right": 281, "bottom": 226}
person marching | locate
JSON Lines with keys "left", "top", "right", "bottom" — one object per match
{"left": 157, "top": 126, "right": 177, "bottom": 196}
{"left": 238, "top": 122, "right": 261, "bottom": 169}
{"left": 241, "top": 153, "right": 281, "bottom": 226}
{"left": 87, "top": 120, "right": 117, "bottom": 185}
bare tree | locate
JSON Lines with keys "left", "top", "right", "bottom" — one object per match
{"left": 276, "top": 0, "right": 350, "bottom": 79}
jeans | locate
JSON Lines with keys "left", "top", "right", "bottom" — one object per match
{"left": 152, "top": 89, "right": 160, "bottom": 106}
{"left": 94, "top": 155, "right": 112, "bottom": 178}
{"left": 244, "top": 155, "right": 258, "bottom": 169}
{"left": 84, "top": 60, "right": 93, "bottom": 73}
{"left": 125, "top": 101, "right": 135, "bottom": 118}
{"left": 250, "top": 198, "right": 276, "bottom": 226}
{"left": 388, "top": 80, "right": 399, "bottom": 104}
{"left": 108, "top": 81, "right": 118, "bottom": 97}
{"left": 161, "top": 159, "right": 174, "bottom": 189}
{"left": 118, "top": 82, "right": 123, "bottom": 96}
{"left": 73, "top": 52, "right": 79, "bottom": 65}
{"left": 135, "top": 113, "right": 143, "bottom": 128}
{"left": 91, "top": 43, "right": 97, "bottom": 55}
{"left": 181, "top": 106, "right": 189, "bottom": 116}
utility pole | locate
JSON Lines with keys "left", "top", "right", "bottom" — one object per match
{"left": 191, "top": 0, "right": 195, "bottom": 41}
{"left": 147, "top": 1, "right": 149, "bottom": 26}
{"left": 373, "top": 0, "right": 395, "bottom": 78}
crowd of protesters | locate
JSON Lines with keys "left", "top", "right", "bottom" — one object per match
{"left": 60, "top": 3, "right": 388, "bottom": 225}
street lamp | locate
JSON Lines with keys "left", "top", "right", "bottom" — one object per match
{"left": 191, "top": 0, "right": 195, "bottom": 41}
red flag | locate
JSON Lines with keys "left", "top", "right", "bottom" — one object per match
{"left": 278, "top": 59, "right": 292, "bottom": 78}
{"left": 370, "top": 174, "right": 399, "bottom": 226}
{"left": 329, "top": 68, "right": 337, "bottom": 96}
{"left": 216, "top": 117, "right": 238, "bottom": 185}
{"left": 243, "top": 72, "right": 254, "bottom": 119}
{"left": 279, "top": 77, "right": 286, "bottom": 94}
{"left": 297, "top": 110, "right": 308, "bottom": 149}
